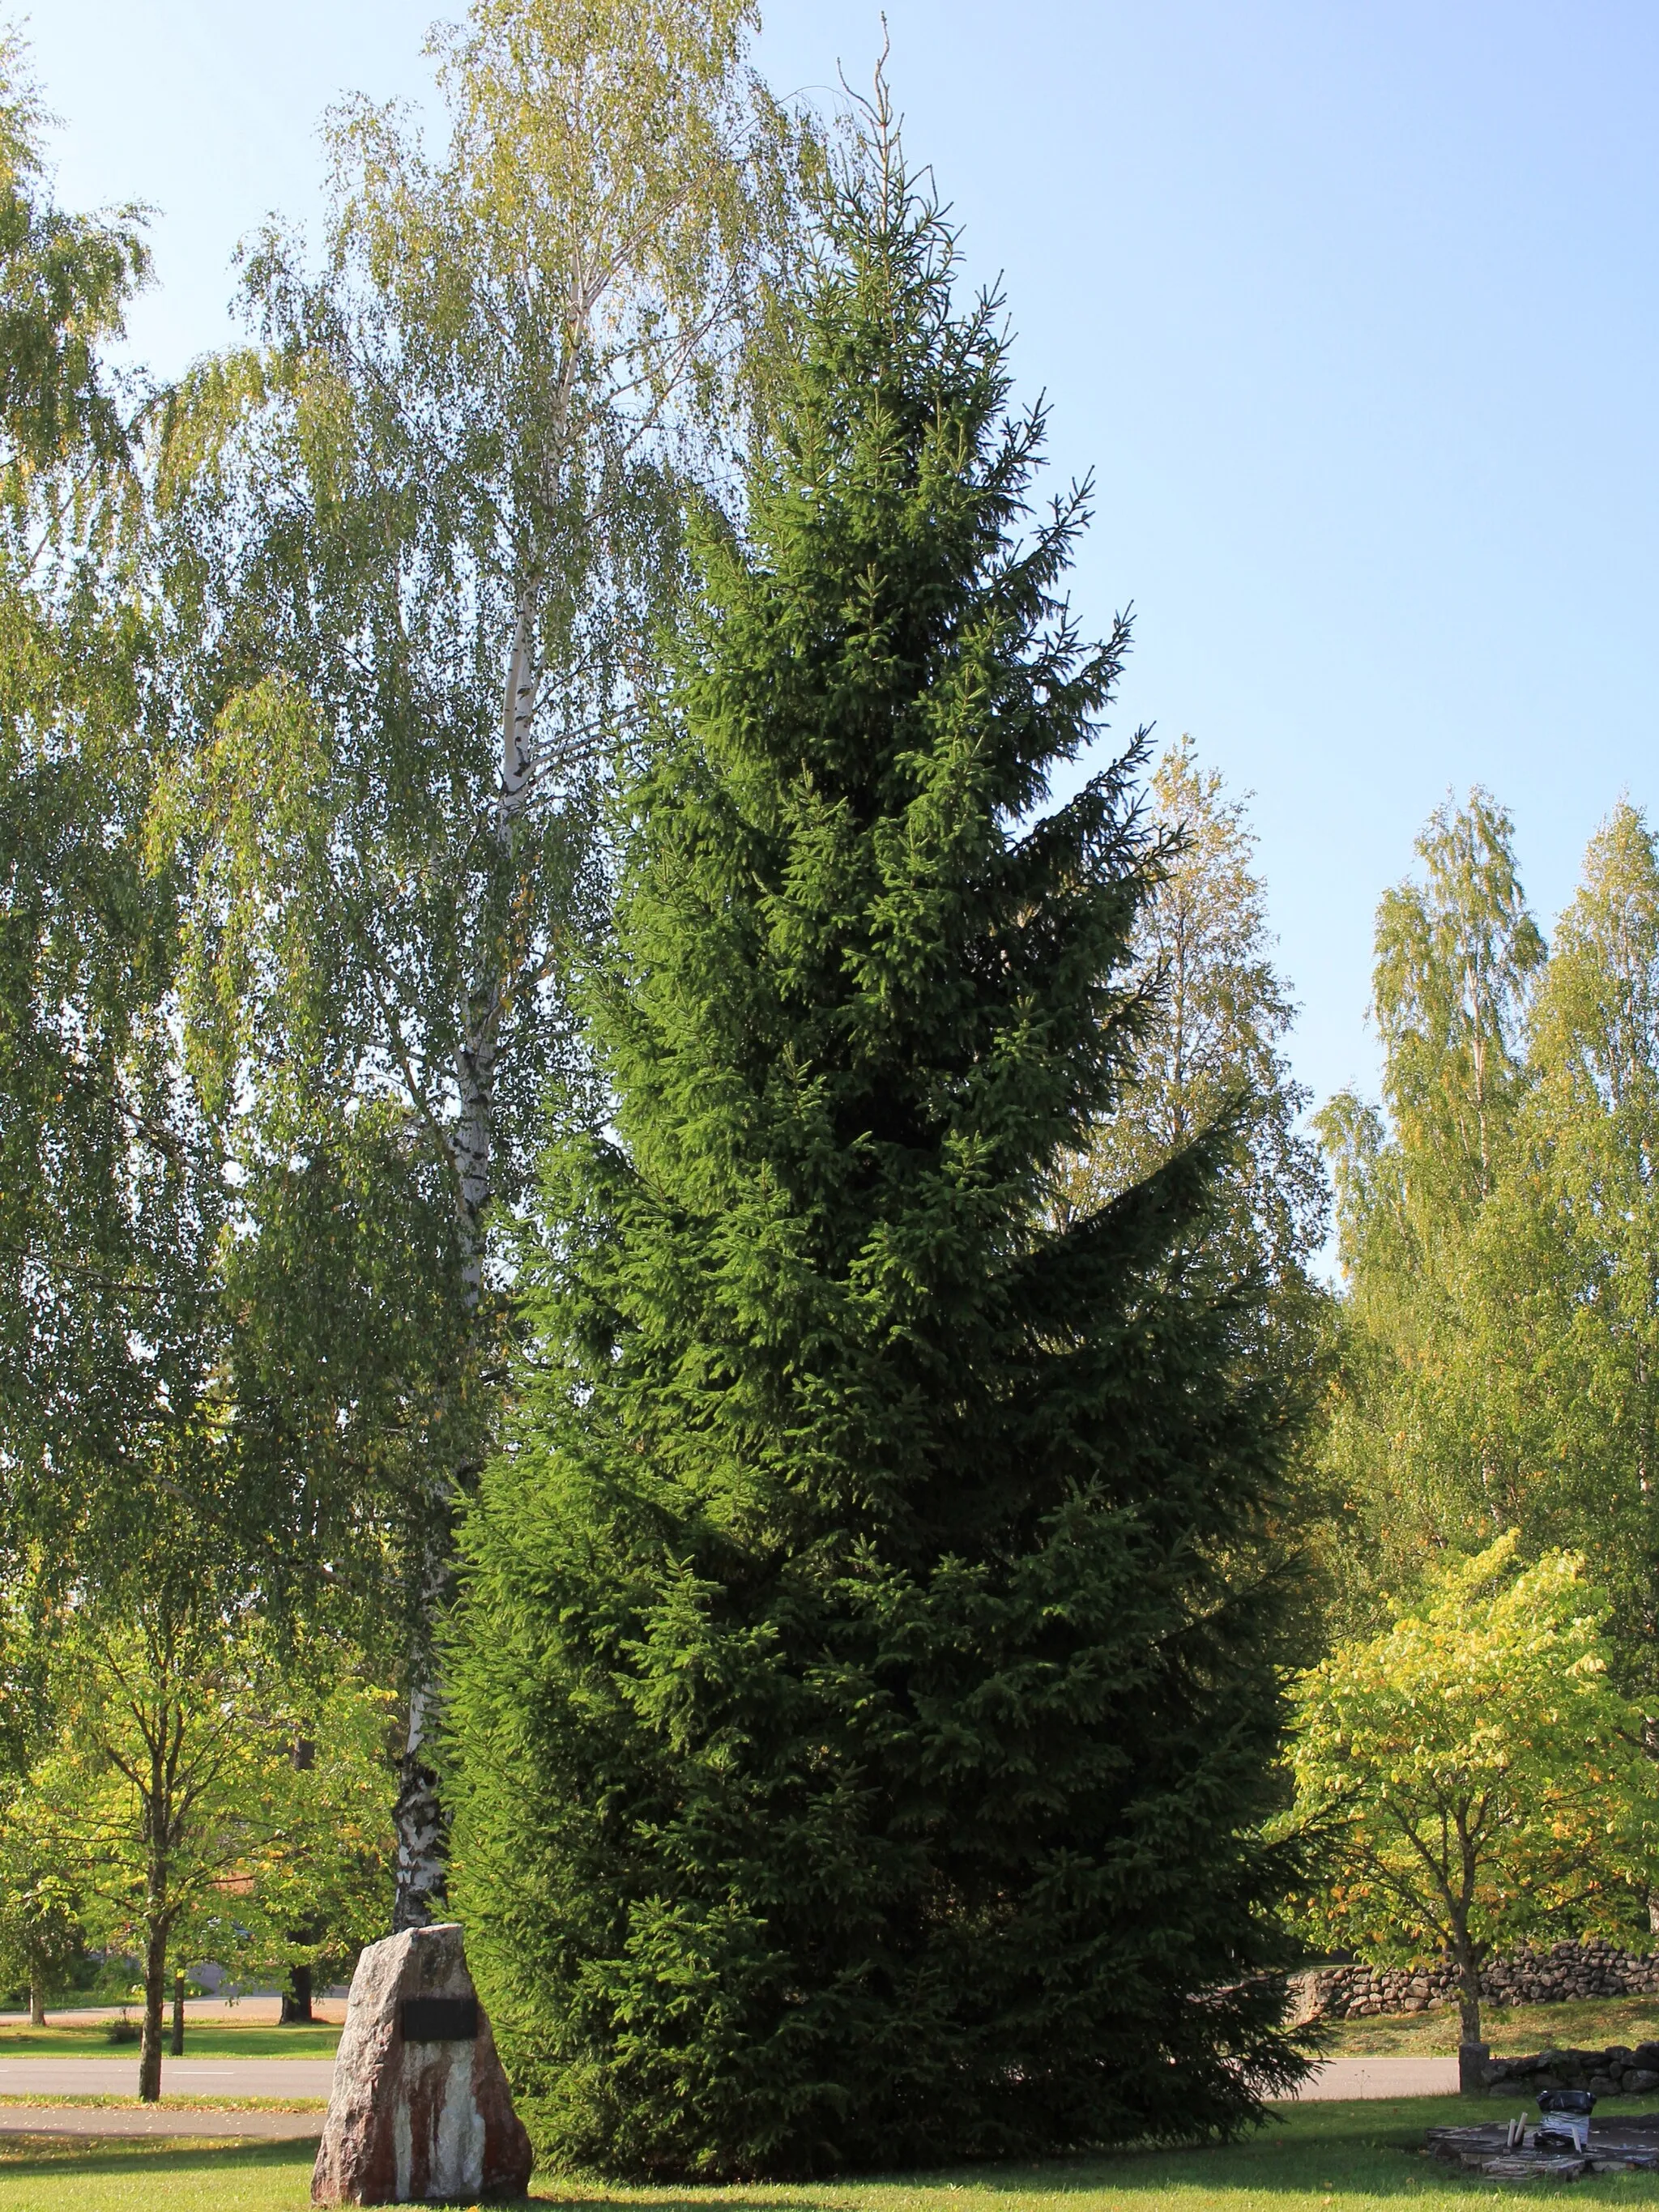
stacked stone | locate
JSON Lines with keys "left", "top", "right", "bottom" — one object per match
{"left": 1303, "top": 1942, "right": 1659, "bottom": 2022}
{"left": 1479, "top": 2043, "right": 1659, "bottom": 2099}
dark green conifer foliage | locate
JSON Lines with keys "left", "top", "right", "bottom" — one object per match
{"left": 446, "top": 122, "right": 1307, "bottom": 2178}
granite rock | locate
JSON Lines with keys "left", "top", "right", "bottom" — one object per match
{"left": 312, "top": 1924, "right": 532, "bottom": 2205}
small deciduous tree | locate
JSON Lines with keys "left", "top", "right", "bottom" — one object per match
{"left": 35, "top": 1554, "right": 391, "bottom": 2100}
{"left": 0, "top": 1792, "right": 80, "bottom": 2025}
{"left": 1286, "top": 1534, "right": 1658, "bottom": 2047}
{"left": 246, "top": 1672, "right": 401, "bottom": 2023}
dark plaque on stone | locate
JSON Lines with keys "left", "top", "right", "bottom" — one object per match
{"left": 400, "top": 1996, "right": 479, "bottom": 2043}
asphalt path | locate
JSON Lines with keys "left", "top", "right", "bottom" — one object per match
{"left": 0, "top": 2052, "right": 1462, "bottom": 2110}
{"left": 0, "top": 2056, "right": 335, "bottom": 2099}
{"left": 1287, "top": 2055, "right": 1461, "bottom": 2100}
{"left": 0, "top": 2106, "right": 323, "bottom": 2139}
{"left": 0, "top": 1997, "right": 343, "bottom": 2027}
{"left": 0, "top": 2048, "right": 1477, "bottom": 2142}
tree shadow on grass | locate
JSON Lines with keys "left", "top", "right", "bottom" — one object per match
{"left": 528, "top": 2099, "right": 1533, "bottom": 2208}
{"left": 0, "top": 2133, "right": 316, "bottom": 2181}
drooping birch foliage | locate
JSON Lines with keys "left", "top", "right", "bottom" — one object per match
{"left": 148, "top": 0, "right": 808, "bottom": 1921}
{"left": 1319, "top": 797, "right": 1659, "bottom": 1693}
{"left": 0, "top": 32, "right": 209, "bottom": 1594}
{"left": 1056, "top": 736, "right": 1328, "bottom": 1295}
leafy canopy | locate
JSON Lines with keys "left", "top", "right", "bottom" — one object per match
{"left": 0, "top": 30, "right": 149, "bottom": 494}
{"left": 1286, "top": 1533, "right": 1658, "bottom": 2036}
{"left": 1318, "top": 797, "right": 1659, "bottom": 1691}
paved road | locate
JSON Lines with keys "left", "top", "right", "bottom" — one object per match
{"left": 0, "top": 2056, "right": 335, "bottom": 2099}
{"left": 0, "top": 2052, "right": 1469, "bottom": 2108}
{"left": 0, "top": 2052, "right": 1479, "bottom": 2147}
{"left": 0, "top": 2106, "right": 323, "bottom": 2140}
{"left": 0, "top": 2047, "right": 1473, "bottom": 2143}
{"left": 1286, "top": 2055, "right": 1461, "bottom": 2100}
{"left": 0, "top": 2051, "right": 1463, "bottom": 2112}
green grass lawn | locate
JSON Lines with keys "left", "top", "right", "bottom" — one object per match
{"left": 0, "top": 2021, "right": 339, "bottom": 2060}
{"left": 1320, "top": 1999, "right": 1659, "bottom": 2058}
{"left": 8, "top": 2098, "right": 1659, "bottom": 2212}
{"left": 0, "top": 2135, "right": 318, "bottom": 2210}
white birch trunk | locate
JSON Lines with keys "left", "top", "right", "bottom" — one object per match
{"left": 391, "top": 587, "right": 540, "bottom": 1931}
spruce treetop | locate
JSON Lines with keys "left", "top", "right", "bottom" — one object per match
{"left": 569, "top": 113, "right": 1171, "bottom": 1549}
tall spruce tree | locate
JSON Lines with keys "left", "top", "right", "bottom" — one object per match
{"left": 446, "top": 110, "right": 1307, "bottom": 2177}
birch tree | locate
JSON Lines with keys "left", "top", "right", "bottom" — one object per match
{"left": 152, "top": 0, "right": 807, "bottom": 1925}
{"left": 1362, "top": 789, "right": 1545, "bottom": 1231}
{"left": 1455, "top": 805, "right": 1659, "bottom": 1703}
{"left": 1316, "top": 794, "right": 1546, "bottom": 1617}
{"left": 0, "top": 26, "right": 148, "bottom": 488}
{"left": 1056, "top": 735, "right": 1327, "bottom": 1291}
{"left": 1318, "top": 795, "right": 1659, "bottom": 1669}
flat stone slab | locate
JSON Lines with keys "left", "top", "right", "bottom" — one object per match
{"left": 1428, "top": 2116, "right": 1659, "bottom": 2179}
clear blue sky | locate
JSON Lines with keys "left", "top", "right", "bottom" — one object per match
{"left": 23, "top": 0, "right": 1659, "bottom": 1119}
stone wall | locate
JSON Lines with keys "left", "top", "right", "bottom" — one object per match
{"left": 1479, "top": 2043, "right": 1659, "bottom": 2098}
{"left": 1302, "top": 1941, "right": 1659, "bottom": 2020}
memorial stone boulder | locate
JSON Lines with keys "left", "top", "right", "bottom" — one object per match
{"left": 312, "top": 1923, "right": 532, "bottom": 2205}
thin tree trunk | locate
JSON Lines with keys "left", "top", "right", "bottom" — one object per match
{"left": 170, "top": 1967, "right": 186, "bottom": 2056}
{"left": 1450, "top": 1893, "right": 1484, "bottom": 2051}
{"left": 138, "top": 1916, "right": 168, "bottom": 2103}
{"left": 390, "top": 591, "right": 539, "bottom": 1934}
{"left": 1450, "top": 1824, "right": 1486, "bottom": 2054}
{"left": 1455, "top": 1940, "right": 1490, "bottom": 2097}
{"left": 28, "top": 1963, "right": 45, "bottom": 2027}
{"left": 282, "top": 1738, "right": 322, "bottom": 2007}
{"left": 392, "top": 1589, "right": 450, "bottom": 1932}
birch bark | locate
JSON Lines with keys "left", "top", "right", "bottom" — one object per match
{"left": 392, "top": 594, "right": 541, "bottom": 1928}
